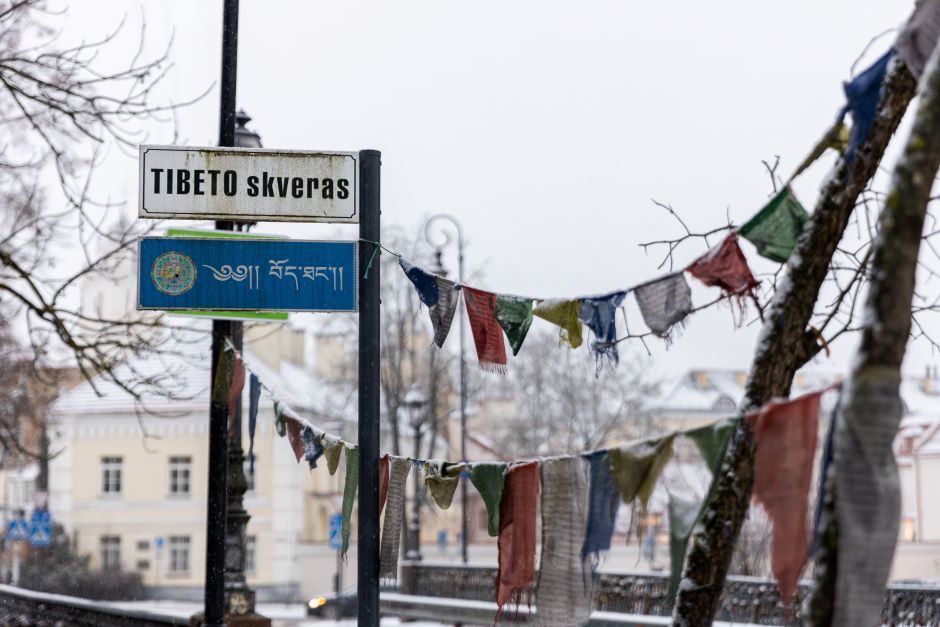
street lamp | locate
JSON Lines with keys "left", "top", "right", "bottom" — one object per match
{"left": 400, "top": 384, "right": 429, "bottom": 562}
{"left": 422, "top": 214, "right": 469, "bottom": 564}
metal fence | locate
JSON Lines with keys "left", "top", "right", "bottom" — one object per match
{"left": 0, "top": 584, "right": 189, "bottom": 627}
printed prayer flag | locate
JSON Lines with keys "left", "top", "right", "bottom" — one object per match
{"left": 423, "top": 460, "right": 465, "bottom": 510}
{"left": 634, "top": 274, "right": 693, "bottom": 341}
{"left": 463, "top": 286, "right": 508, "bottom": 373}
{"left": 228, "top": 353, "right": 246, "bottom": 426}
{"left": 286, "top": 418, "right": 305, "bottom": 463}
{"left": 400, "top": 257, "right": 459, "bottom": 348}
{"left": 739, "top": 186, "right": 809, "bottom": 263}
{"left": 533, "top": 298, "right": 583, "bottom": 349}
{"left": 608, "top": 434, "right": 676, "bottom": 515}
{"left": 748, "top": 391, "right": 821, "bottom": 604}
{"left": 302, "top": 425, "right": 325, "bottom": 469}
{"left": 496, "top": 461, "right": 540, "bottom": 620}
{"left": 582, "top": 450, "right": 621, "bottom": 562}
{"left": 538, "top": 456, "right": 591, "bottom": 627}
{"left": 579, "top": 291, "right": 627, "bottom": 370}
{"left": 379, "top": 453, "right": 390, "bottom": 514}
{"left": 379, "top": 456, "right": 411, "bottom": 581}
{"left": 686, "top": 232, "right": 759, "bottom": 321}
{"left": 341, "top": 446, "right": 359, "bottom": 558}
{"left": 898, "top": 0, "right": 940, "bottom": 80}
{"left": 248, "top": 374, "right": 261, "bottom": 475}
{"left": 273, "top": 401, "right": 287, "bottom": 437}
{"left": 470, "top": 462, "right": 507, "bottom": 537}
{"left": 790, "top": 120, "right": 850, "bottom": 180}
{"left": 495, "top": 295, "right": 535, "bottom": 356}
{"left": 842, "top": 49, "right": 894, "bottom": 164}
{"left": 324, "top": 435, "right": 344, "bottom": 477}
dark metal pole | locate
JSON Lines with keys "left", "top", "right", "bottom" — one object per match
{"left": 204, "top": 1, "right": 239, "bottom": 625}
{"left": 357, "top": 150, "right": 381, "bottom": 627}
{"left": 456, "top": 239, "right": 468, "bottom": 565}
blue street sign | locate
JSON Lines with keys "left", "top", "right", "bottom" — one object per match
{"left": 28, "top": 521, "right": 51, "bottom": 548}
{"left": 138, "top": 237, "right": 358, "bottom": 312}
{"left": 30, "top": 509, "right": 50, "bottom": 525}
{"left": 7, "top": 518, "right": 28, "bottom": 541}
{"left": 155, "top": 536, "right": 165, "bottom": 549}
{"left": 328, "top": 513, "right": 343, "bottom": 551}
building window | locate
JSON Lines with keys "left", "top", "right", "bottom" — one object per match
{"left": 168, "top": 456, "right": 192, "bottom": 496}
{"left": 245, "top": 535, "right": 257, "bottom": 573}
{"left": 101, "top": 457, "right": 122, "bottom": 495}
{"left": 100, "top": 535, "right": 121, "bottom": 571}
{"left": 168, "top": 536, "right": 190, "bottom": 575}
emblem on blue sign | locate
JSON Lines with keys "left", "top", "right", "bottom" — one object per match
{"left": 151, "top": 251, "right": 197, "bottom": 295}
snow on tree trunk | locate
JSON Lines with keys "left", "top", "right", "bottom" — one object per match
{"left": 805, "top": 40, "right": 940, "bottom": 627}
{"left": 671, "top": 62, "right": 918, "bottom": 627}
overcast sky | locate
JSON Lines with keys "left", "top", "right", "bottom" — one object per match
{"left": 60, "top": 0, "right": 937, "bottom": 380}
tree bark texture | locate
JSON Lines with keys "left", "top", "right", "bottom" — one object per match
{"left": 671, "top": 60, "right": 917, "bottom": 626}
{"left": 806, "top": 41, "right": 940, "bottom": 626}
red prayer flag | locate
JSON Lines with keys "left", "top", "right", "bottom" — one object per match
{"left": 748, "top": 390, "right": 822, "bottom": 603}
{"left": 496, "top": 461, "right": 540, "bottom": 619}
{"left": 462, "top": 286, "right": 508, "bottom": 374}
{"left": 380, "top": 453, "right": 390, "bottom": 514}
{"left": 228, "top": 353, "right": 246, "bottom": 434}
{"left": 686, "top": 232, "right": 760, "bottom": 323}
{"left": 286, "top": 418, "right": 305, "bottom": 463}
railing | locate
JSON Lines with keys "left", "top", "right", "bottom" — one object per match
{"left": 0, "top": 584, "right": 189, "bottom": 626}
{"left": 399, "top": 563, "right": 940, "bottom": 626}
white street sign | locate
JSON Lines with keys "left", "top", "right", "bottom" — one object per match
{"left": 139, "top": 145, "right": 358, "bottom": 223}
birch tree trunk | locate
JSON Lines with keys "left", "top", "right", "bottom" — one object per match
{"left": 805, "top": 40, "right": 940, "bottom": 626}
{"left": 671, "top": 59, "right": 918, "bottom": 626}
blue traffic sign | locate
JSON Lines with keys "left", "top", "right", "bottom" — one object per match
{"left": 30, "top": 509, "right": 50, "bottom": 525}
{"left": 6, "top": 518, "right": 28, "bottom": 541}
{"left": 28, "top": 522, "right": 51, "bottom": 547}
{"left": 137, "top": 237, "right": 358, "bottom": 312}
{"left": 328, "top": 513, "right": 343, "bottom": 551}
{"left": 155, "top": 536, "right": 165, "bottom": 549}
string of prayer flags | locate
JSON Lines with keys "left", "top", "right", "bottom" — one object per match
{"left": 379, "top": 453, "right": 390, "bottom": 514}
{"left": 898, "top": 0, "right": 940, "bottom": 80}
{"left": 423, "top": 460, "right": 465, "bottom": 509}
{"left": 738, "top": 186, "right": 809, "bottom": 263}
{"left": 462, "top": 286, "right": 508, "bottom": 373}
{"left": 247, "top": 373, "right": 261, "bottom": 475}
{"left": 379, "top": 456, "right": 411, "bottom": 581}
{"left": 608, "top": 434, "right": 676, "bottom": 525}
{"left": 686, "top": 232, "right": 759, "bottom": 323}
{"left": 533, "top": 298, "right": 583, "bottom": 349}
{"left": 399, "top": 257, "right": 460, "bottom": 348}
{"left": 748, "top": 391, "right": 822, "bottom": 604}
{"left": 470, "top": 462, "right": 507, "bottom": 537}
{"left": 286, "top": 418, "right": 305, "bottom": 463}
{"left": 789, "top": 120, "right": 850, "bottom": 181}
{"left": 667, "top": 418, "right": 738, "bottom": 594}
{"left": 537, "top": 456, "right": 592, "bottom": 627}
{"left": 495, "top": 461, "right": 540, "bottom": 620}
{"left": 581, "top": 450, "right": 621, "bottom": 562}
{"left": 841, "top": 49, "right": 895, "bottom": 164}
{"left": 579, "top": 291, "right": 628, "bottom": 369}
{"left": 495, "top": 295, "right": 535, "bottom": 356}
{"left": 634, "top": 274, "right": 692, "bottom": 342}
{"left": 324, "top": 435, "right": 344, "bottom": 476}
{"left": 340, "top": 446, "right": 359, "bottom": 558}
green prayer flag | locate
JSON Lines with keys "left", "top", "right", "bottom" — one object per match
{"left": 341, "top": 446, "right": 359, "bottom": 558}
{"left": 323, "top": 435, "right": 344, "bottom": 476}
{"left": 273, "top": 401, "right": 287, "bottom": 437}
{"left": 668, "top": 493, "right": 701, "bottom": 595}
{"left": 608, "top": 434, "right": 676, "bottom": 510}
{"left": 424, "top": 460, "right": 465, "bottom": 510}
{"left": 739, "top": 186, "right": 809, "bottom": 263}
{"left": 213, "top": 348, "right": 234, "bottom": 403}
{"left": 666, "top": 418, "right": 739, "bottom": 595}
{"left": 469, "top": 462, "right": 506, "bottom": 537}
{"left": 495, "top": 295, "right": 535, "bottom": 356}
{"left": 533, "top": 298, "right": 583, "bottom": 349}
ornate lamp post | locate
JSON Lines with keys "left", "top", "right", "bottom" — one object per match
{"left": 223, "top": 109, "right": 267, "bottom": 624}
{"left": 423, "top": 214, "right": 469, "bottom": 564}
{"left": 400, "top": 384, "right": 429, "bottom": 562}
